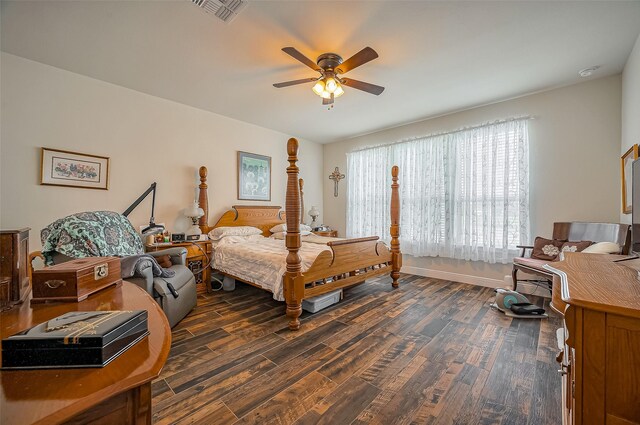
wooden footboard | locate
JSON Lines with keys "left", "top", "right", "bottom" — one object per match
{"left": 283, "top": 138, "right": 401, "bottom": 330}
{"left": 302, "top": 237, "right": 392, "bottom": 297}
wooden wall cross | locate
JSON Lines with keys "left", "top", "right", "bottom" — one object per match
{"left": 329, "top": 167, "right": 345, "bottom": 197}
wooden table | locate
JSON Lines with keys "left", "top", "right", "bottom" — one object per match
{"left": 0, "top": 281, "right": 171, "bottom": 425}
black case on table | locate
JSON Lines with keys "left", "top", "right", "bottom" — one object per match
{"left": 1, "top": 310, "right": 148, "bottom": 369}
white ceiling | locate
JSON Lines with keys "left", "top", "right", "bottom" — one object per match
{"left": 2, "top": 1, "right": 640, "bottom": 143}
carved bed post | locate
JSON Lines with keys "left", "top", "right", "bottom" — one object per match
{"left": 284, "top": 138, "right": 304, "bottom": 330}
{"left": 299, "top": 178, "right": 305, "bottom": 225}
{"left": 390, "top": 165, "right": 402, "bottom": 288}
{"left": 198, "top": 166, "right": 209, "bottom": 233}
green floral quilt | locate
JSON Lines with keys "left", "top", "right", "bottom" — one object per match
{"left": 41, "top": 211, "right": 144, "bottom": 265}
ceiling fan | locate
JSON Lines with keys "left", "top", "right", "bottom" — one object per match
{"left": 273, "top": 47, "right": 384, "bottom": 107}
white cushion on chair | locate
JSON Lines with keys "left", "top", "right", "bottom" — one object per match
{"left": 581, "top": 241, "right": 620, "bottom": 254}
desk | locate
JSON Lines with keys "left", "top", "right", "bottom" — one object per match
{"left": 0, "top": 282, "right": 171, "bottom": 425}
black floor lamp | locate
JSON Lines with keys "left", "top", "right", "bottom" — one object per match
{"left": 123, "top": 182, "right": 165, "bottom": 236}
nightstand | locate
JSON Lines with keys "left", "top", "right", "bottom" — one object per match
{"left": 145, "top": 240, "right": 212, "bottom": 290}
{"left": 313, "top": 230, "right": 338, "bottom": 237}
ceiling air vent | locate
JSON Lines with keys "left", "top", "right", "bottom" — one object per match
{"left": 190, "top": 0, "right": 247, "bottom": 24}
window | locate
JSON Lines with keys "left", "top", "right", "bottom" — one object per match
{"left": 346, "top": 118, "right": 530, "bottom": 264}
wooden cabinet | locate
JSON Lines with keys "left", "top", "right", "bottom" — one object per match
{"left": 0, "top": 228, "right": 31, "bottom": 308}
{"left": 547, "top": 253, "right": 640, "bottom": 425}
{"left": 146, "top": 240, "right": 212, "bottom": 289}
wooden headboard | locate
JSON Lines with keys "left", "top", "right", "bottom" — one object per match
{"left": 205, "top": 205, "right": 285, "bottom": 237}
{"left": 197, "top": 165, "right": 302, "bottom": 237}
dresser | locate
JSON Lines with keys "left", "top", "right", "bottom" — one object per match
{"left": 146, "top": 240, "right": 212, "bottom": 289}
{"left": 546, "top": 253, "right": 640, "bottom": 425}
{"left": 0, "top": 228, "right": 31, "bottom": 309}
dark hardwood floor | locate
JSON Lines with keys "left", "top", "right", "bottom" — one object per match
{"left": 152, "top": 274, "right": 562, "bottom": 425}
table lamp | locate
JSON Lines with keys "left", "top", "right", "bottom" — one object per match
{"left": 309, "top": 206, "right": 320, "bottom": 228}
{"left": 184, "top": 201, "right": 204, "bottom": 236}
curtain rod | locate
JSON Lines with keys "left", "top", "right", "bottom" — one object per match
{"left": 350, "top": 115, "right": 533, "bottom": 153}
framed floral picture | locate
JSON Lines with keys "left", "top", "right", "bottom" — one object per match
{"left": 621, "top": 144, "right": 638, "bottom": 214}
{"left": 237, "top": 151, "right": 271, "bottom": 201}
{"left": 41, "top": 148, "right": 110, "bottom": 190}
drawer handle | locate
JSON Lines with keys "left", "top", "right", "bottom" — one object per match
{"left": 44, "top": 280, "right": 66, "bottom": 289}
{"left": 557, "top": 369, "right": 568, "bottom": 376}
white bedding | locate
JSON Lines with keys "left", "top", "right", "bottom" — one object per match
{"left": 270, "top": 232, "right": 344, "bottom": 245}
{"left": 211, "top": 235, "right": 332, "bottom": 301}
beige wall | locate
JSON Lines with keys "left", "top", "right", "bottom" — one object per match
{"left": 323, "top": 75, "right": 622, "bottom": 284}
{"left": 0, "top": 53, "right": 324, "bottom": 250}
{"left": 621, "top": 33, "right": 640, "bottom": 224}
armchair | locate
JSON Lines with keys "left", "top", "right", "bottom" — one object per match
{"left": 33, "top": 211, "right": 196, "bottom": 327}
{"left": 512, "top": 222, "right": 630, "bottom": 291}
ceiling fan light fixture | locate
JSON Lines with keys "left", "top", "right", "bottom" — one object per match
{"left": 325, "top": 77, "right": 338, "bottom": 93}
{"left": 312, "top": 80, "right": 325, "bottom": 96}
{"left": 276, "top": 46, "right": 383, "bottom": 105}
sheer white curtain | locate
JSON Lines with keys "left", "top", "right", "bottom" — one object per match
{"left": 346, "top": 118, "right": 529, "bottom": 264}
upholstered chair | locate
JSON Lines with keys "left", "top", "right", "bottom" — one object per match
{"left": 512, "top": 222, "right": 630, "bottom": 292}
{"left": 34, "top": 211, "right": 197, "bottom": 327}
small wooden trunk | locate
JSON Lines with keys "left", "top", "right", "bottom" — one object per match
{"left": 32, "top": 257, "right": 122, "bottom": 303}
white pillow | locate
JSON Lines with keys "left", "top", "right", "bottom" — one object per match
{"left": 582, "top": 241, "right": 621, "bottom": 254}
{"left": 269, "top": 223, "right": 312, "bottom": 233}
{"left": 208, "top": 226, "right": 262, "bottom": 241}
{"left": 270, "top": 223, "right": 286, "bottom": 233}
{"left": 271, "top": 231, "right": 312, "bottom": 239}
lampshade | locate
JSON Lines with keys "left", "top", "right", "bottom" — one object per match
{"left": 333, "top": 85, "right": 344, "bottom": 98}
{"left": 312, "top": 80, "right": 325, "bottom": 96}
{"left": 324, "top": 77, "right": 338, "bottom": 93}
{"left": 184, "top": 201, "right": 204, "bottom": 219}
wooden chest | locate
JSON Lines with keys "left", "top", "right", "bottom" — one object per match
{"left": 0, "top": 228, "right": 31, "bottom": 308}
{"left": 32, "top": 257, "right": 122, "bottom": 303}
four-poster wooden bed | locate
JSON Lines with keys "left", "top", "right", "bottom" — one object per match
{"left": 197, "top": 138, "right": 401, "bottom": 330}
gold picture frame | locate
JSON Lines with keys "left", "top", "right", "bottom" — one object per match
{"left": 40, "top": 147, "right": 110, "bottom": 190}
{"left": 621, "top": 144, "right": 638, "bottom": 214}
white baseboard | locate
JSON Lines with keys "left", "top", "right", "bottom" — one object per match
{"left": 401, "top": 266, "right": 550, "bottom": 297}
{"left": 402, "top": 266, "right": 503, "bottom": 288}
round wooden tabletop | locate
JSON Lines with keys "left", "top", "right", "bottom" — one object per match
{"left": 0, "top": 281, "right": 171, "bottom": 425}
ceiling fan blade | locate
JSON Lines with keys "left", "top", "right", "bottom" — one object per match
{"left": 282, "top": 47, "right": 321, "bottom": 72}
{"left": 341, "top": 78, "right": 385, "bottom": 95}
{"left": 273, "top": 78, "right": 317, "bottom": 88}
{"left": 336, "top": 47, "right": 379, "bottom": 74}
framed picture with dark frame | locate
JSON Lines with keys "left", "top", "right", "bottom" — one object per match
{"left": 621, "top": 144, "right": 638, "bottom": 214}
{"left": 237, "top": 151, "right": 271, "bottom": 201}
{"left": 40, "top": 147, "right": 110, "bottom": 190}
